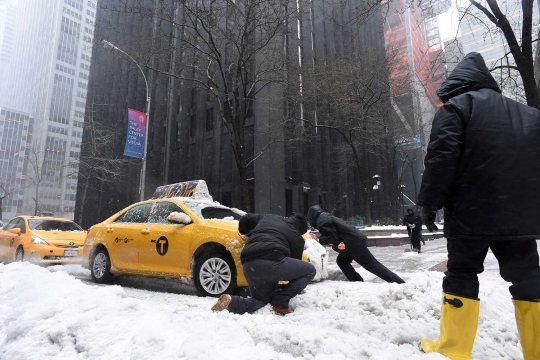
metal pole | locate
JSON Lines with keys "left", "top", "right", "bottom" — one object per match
{"left": 400, "top": 188, "right": 405, "bottom": 218}
{"left": 139, "top": 94, "right": 150, "bottom": 201}
{"left": 102, "top": 41, "right": 150, "bottom": 202}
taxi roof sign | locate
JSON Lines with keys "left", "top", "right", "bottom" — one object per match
{"left": 152, "top": 180, "right": 213, "bottom": 201}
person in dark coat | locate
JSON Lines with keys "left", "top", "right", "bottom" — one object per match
{"left": 211, "top": 213, "right": 315, "bottom": 316}
{"left": 418, "top": 52, "right": 540, "bottom": 360}
{"left": 307, "top": 205, "right": 405, "bottom": 284}
{"left": 402, "top": 208, "right": 423, "bottom": 252}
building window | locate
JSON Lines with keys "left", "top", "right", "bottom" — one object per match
{"left": 286, "top": 189, "right": 293, "bottom": 216}
{"left": 175, "top": 121, "right": 181, "bottom": 147}
{"left": 222, "top": 192, "right": 232, "bottom": 207}
{"left": 205, "top": 107, "right": 214, "bottom": 132}
{"left": 189, "top": 114, "right": 196, "bottom": 138}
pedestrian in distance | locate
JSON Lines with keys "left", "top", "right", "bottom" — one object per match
{"left": 307, "top": 205, "right": 405, "bottom": 284}
{"left": 403, "top": 208, "right": 424, "bottom": 252}
{"left": 418, "top": 52, "right": 540, "bottom": 360}
{"left": 211, "top": 213, "right": 316, "bottom": 316}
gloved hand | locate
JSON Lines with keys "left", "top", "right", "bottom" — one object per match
{"left": 422, "top": 207, "right": 439, "bottom": 232}
{"left": 408, "top": 224, "right": 415, "bottom": 229}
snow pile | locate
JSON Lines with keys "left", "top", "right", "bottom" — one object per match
{"left": 303, "top": 239, "right": 329, "bottom": 281}
{"left": 0, "top": 242, "right": 527, "bottom": 360}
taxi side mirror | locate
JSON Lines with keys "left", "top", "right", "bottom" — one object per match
{"left": 167, "top": 212, "right": 193, "bottom": 225}
{"left": 9, "top": 228, "right": 21, "bottom": 235}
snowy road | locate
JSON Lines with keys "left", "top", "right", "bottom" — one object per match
{"left": 0, "top": 239, "right": 535, "bottom": 360}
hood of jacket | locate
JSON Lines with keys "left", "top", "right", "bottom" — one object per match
{"left": 307, "top": 205, "right": 324, "bottom": 228}
{"left": 238, "top": 213, "right": 261, "bottom": 235}
{"left": 289, "top": 212, "right": 308, "bottom": 234}
{"left": 437, "top": 52, "right": 501, "bottom": 103}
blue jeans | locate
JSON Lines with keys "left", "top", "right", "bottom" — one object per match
{"left": 230, "top": 257, "right": 316, "bottom": 314}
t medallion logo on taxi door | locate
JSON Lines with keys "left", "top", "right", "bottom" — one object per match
{"left": 155, "top": 236, "right": 168, "bottom": 256}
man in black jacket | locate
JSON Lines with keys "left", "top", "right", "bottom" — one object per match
{"left": 307, "top": 205, "right": 405, "bottom": 284}
{"left": 403, "top": 208, "right": 424, "bottom": 252}
{"left": 211, "top": 213, "right": 315, "bottom": 316}
{"left": 418, "top": 52, "right": 540, "bottom": 360}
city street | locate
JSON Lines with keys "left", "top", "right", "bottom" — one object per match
{"left": 0, "top": 238, "right": 534, "bottom": 360}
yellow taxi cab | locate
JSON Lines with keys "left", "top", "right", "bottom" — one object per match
{"left": 83, "top": 180, "right": 328, "bottom": 297}
{"left": 0, "top": 216, "right": 86, "bottom": 263}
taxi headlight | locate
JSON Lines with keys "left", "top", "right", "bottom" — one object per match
{"left": 30, "top": 236, "right": 49, "bottom": 245}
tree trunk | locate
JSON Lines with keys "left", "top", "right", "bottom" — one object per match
{"left": 350, "top": 141, "right": 372, "bottom": 226}
{"left": 520, "top": 63, "right": 540, "bottom": 109}
{"left": 360, "top": 140, "right": 372, "bottom": 226}
{"left": 34, "top": 185, "right": 39, "bottom": 216}
{"left": 0, "top": 197, "right": 3, "bottom": 221}
{"left": 77, "top": 179, "right": 90, "bottom": 226}
{"left": 236, "top": 163, "right": 252, "bottom": 213}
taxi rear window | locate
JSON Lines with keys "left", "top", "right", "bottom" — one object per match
{"left": 183, "top": 201, "right": 242, "bottom": 221}
{"left": 29, "top": 220, "right": 83, "bottom": 231}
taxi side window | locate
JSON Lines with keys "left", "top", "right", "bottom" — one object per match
{"left": 114, "top": 204, "right": 152, "bottom": 223}
{"left": 3, "top": 219, "right": 17, "bottom": 231}
{"left": 15, "top": 218, "right": 26, "bottom": 234}
{"left": 148, "top": 202, "right": 184, "bottom": 224}
{"left": 9, "top": 218, "right": 25, "bottom": 233}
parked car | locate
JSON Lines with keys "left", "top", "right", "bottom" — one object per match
{"left": 0, "top": 216, "right": 86, "bottom": 263}
{"left": 82, "top": 180, "right": 328, "bottom": 297}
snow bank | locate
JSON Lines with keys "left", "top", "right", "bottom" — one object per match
{"left": 0, "top": 246, "right": 525, "bottom": 360}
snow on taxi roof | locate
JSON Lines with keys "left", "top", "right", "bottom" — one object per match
{"left": 152, "top": 180, "right": 213, "bottom": 201}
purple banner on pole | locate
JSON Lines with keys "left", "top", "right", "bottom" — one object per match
{"left": 124, "top": 109, "right": 146, "bottom": 159}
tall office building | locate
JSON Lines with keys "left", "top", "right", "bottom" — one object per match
{"left": 0, "top": 0, "right": 18, "bottom": 97}
{"left": 77, "top": 0, "right": 401, "bottom": 228}
{"left": 459, "top": 1, "right": 539, "bottom": 98}
{"left": 0, "top": 0, "right": 97, "bottom": 220}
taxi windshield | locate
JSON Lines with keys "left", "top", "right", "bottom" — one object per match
{"left": 28, "top": 220, "right": 83, "bottom": 231}
{"left": 183, "top": 201, "right": 242, "bottom": 221}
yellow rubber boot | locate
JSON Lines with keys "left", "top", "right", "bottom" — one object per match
{"left": 420, "top": 293, "right": 480, "bottom": 360}
{"left": 513, "top": 299, "right": 540, "bottom": 360}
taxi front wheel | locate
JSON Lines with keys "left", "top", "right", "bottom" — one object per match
{"left": 193, "top": 250, "right": 236, "bottom": 297}
{"left": 90, "top": 248, "right": 113, "bottom": 284}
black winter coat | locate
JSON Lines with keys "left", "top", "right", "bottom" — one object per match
{"left": 417, "top": 52, "right": 540, "bottom": 240}
{"left": 403, "top": 212, "right": 423, "bottom": 241}
{"left": 307, "top": 206, "right": 367, "bottom": 255}
{"left": 239, "top": 213, "right": 307, "bottom": 263}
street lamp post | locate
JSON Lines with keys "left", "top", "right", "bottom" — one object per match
{"left": 102, "top": 40, "right": 151, "bottom": 201}
{"left": 400, "top": 184, "right": 406, "bottom": 219}
{"left": 372, "top": 174, "right": 381, "bottom": 221}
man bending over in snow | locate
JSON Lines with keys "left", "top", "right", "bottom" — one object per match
{"left": 417, "top": 52, "right": 540, "bottom": 360}
{"left": 307, "top": 205, "right": 405, "bottom": 284}
{"left": 211, "top": 213, "right": 315, "bottom": 316}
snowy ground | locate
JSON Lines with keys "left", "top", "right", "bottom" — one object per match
{"left": 0, "top": 239, "right": 535, "bottom": 360}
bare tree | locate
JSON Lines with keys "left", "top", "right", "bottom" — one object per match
{"left": 102, "top": 0, "right": 304, "bottom": 212}
{"left": 24, "top": 146, "right": 47, "bottom": 216}
{"left": 0, "top": 180, "right": 17, "bottom": 221}
{"left": 423, "top": 0, "right": 539, "bottom": 108}
{"left": 72, "top": 100, "right": 132, "bottom": 225}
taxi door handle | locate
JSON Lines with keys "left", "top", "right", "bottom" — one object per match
{"left": 107, "top": 228, "right": 114, "bottom": 233}
{"left": 141, "top": 228, "right": 150, "bottom": 235}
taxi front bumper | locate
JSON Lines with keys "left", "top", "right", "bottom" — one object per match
{"left": 26, "top": 244, "right": 84, "bottom": 264}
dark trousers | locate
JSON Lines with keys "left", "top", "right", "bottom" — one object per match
{"left": 444, "top": 239, "right": 540, "bottom": 300}
{"left": 229, "top": 257, "right": 316, "bottom": 315}
{"left": 336, "top": 243, "right": 405, "bottom": 283}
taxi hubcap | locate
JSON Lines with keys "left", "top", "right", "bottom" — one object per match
{"left": 200, "top": 258, "right": 232, "bottom": 295}
{"left": 93, "top": 253, "right": 107, "bottom": 278}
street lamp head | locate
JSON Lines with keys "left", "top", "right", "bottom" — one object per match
{"left": 373, "top": 174, "right": 381, "bottom": 180}
{"left": 400, "top": 184, "right": 406, "bottom": 189}
{"left": 102, "top": 40, "right": 117, "bottom": 51}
